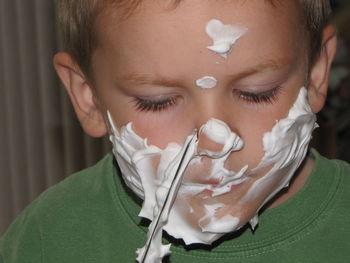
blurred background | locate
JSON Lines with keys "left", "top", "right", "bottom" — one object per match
{"left": 0, "top": 0, "right": 349, "bottom": 235}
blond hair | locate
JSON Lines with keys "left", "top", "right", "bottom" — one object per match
{"left": 56, "top": 0, "right": 331, "bottom": 80}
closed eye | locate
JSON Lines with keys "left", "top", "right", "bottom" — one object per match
{"left": 132, "top": 86, "right": 280, "bottom": 112}
{"left": 133, "top": 96, "right": 178, "bottom": 112}
{"left": 233, "top": 86, "right": 281, "bottom": 105}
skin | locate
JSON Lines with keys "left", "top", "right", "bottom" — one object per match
{"left": 54, "top": 0, "right": 337, "bottom": 231}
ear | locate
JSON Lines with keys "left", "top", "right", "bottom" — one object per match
{"left": 53, "top": 52, "right": 107, "bottom": 137}
{"left": 308, "top": 25, "right": 337, "bottom": 113}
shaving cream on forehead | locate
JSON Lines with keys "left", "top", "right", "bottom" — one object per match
{"left": 206, "top": 19, "right": 248, "bottom": 59}
{"left": 196, "top": 76, "right": 218, "bottom": 89}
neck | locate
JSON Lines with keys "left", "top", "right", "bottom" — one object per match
{"left": 265, "top": 156, "right": 315, "bottom": 210}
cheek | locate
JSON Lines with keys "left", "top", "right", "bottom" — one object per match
{"left": 106, "top": 99, "right": 191, "bottom": 148}
{"left": 228, "top": 113, "right": 278, "bottom": 169}
{"left": 125, "top": 115, "right": 195, "bottom": 149}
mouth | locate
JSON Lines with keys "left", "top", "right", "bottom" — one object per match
{"left": 180, "top": 166, "right": 249, "bottom": 197}
{"left": 197, "top": 178, "right": 221, "bottom": 185}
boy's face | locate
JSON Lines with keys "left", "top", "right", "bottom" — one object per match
{"left": 94, "top": 0, "right": 305, "bottom": 157}
{"left": 91, "top": 0, "right": 309, "bottom": 226}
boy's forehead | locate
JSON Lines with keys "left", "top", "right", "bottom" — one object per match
{"left": 94, "top": 0, "right": 303, "bottom": 80}
{"left": 98, "top": 0, "right": 300, "bottom": 41}
{"left": 106, "top": 0, "right": 285, "bottom": 15}
{"left": 102, "top": 0, "right": 297, "bottom": 21}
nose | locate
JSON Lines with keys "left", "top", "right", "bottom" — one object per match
{"left": 197, "top": 118, "right": 243, "bottom": 158}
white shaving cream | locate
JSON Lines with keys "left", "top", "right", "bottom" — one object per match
{"left": 107, "top": 116, "right": 197, "bottom": 263}
{"left": 245, "top": 87, "right": 318, "bottom": 228}
{"left": 196, "top": 76, "right": 218, "bottom": 89}
{"left": 164, "top": 119, "right": 245, "bottom": 245}
{"left": 206, "top": 19, "right": 248, "bottom": 59}
{"left": 199, "top": 204, "right": 240, "bottom": 233}
{"left": 108, "top": 117, "right": 245, "bottom": 260}
{"left": 107, "top": 87, "right": 316, "bottom": 262}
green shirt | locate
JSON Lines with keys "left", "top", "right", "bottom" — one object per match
{"left": 1, "top": 150, "right": 350, "bottom": 262}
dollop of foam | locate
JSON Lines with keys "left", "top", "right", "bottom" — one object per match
{"left": 199, "top": 118, "right": 243, "bottom": 157}
{"left": 206, "top": 19, "right": 248, "bottom": 59}
{"left": 196, "top": 76, "right": 218, "bottom": 89}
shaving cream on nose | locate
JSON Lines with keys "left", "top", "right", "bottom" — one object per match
{"left": 206, "top": 19, "right": 248, "bottom": 59}
{"left": 199, "top": 118, "right": 244, "bottom": 157}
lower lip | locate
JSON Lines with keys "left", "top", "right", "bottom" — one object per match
{"left": 198, "top": 179, "right": 221, "bottom": 184}
{"left": 199, "top": 182, "right": 245, "bottom": 197}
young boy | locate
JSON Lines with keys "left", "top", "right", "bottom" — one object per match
{"left": 1, "top": 0, "right": 349, "bottom": 262}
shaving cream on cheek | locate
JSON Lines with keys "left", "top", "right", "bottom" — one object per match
{"left": 241, "top": 87, "right": 318, "bottom": 228}
{"left": 108, "top": 115, "right": 200, "bottom": 263}
{"left": 184, "top": 87, "right": 317, "bottom": 233}
{"left": 199, "top": 204, "right": 240, "bottom": 233}
{"left": 107, "top": 86, "right": 316, "bottom": 262}
{"left": 206, "top": 19, "right": 248, "bottom": 59}
{"left": 107, "top": 115, "right": 249, "bottom": 260}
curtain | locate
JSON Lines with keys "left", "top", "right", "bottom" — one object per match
{"left": 0, "top": 0, "right": 110, "bottom": 235}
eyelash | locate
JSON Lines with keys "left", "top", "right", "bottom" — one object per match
{"left": 133, "top": 86, "right": 280, "bottom": 112}
{"left": 133, "top": 97, "right": 177, "bottom": 112}
{"left": 234, "top": 86, "right": 280, "bottom": 105}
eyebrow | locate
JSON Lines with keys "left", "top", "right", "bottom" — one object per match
{"left": 229, "top": 58, "right": 288, "bottom": 80}
{"left": 120, "top": 58, "right": 288, "bottom": 87}
{"left": 121, "top": 73, "right": 184, "bottom": 88}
